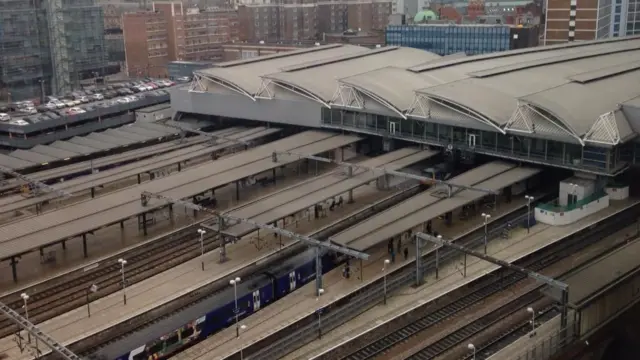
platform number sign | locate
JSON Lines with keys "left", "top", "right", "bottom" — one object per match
{"left": 289, "top": 271, "right": 297, "bottom": 292}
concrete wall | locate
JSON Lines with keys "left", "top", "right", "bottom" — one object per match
{"left": 136, "top": 106, "right": 174, "bottom": 122}
{"left": 535, "top": 195, "right": 610, "bottom": 226}
{"left": 605, "top": 185, "right": 630, "bottom": 200}
{"left": 170, "top": 87, "right": 324, "bottom": 128}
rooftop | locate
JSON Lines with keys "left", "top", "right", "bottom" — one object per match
{"left": 192, "top": 37, "right": 640, "bottom": 147}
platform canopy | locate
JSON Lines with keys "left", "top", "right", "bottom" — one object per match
{"left": 185, "top": 36, "right": 640, "bottom": 147}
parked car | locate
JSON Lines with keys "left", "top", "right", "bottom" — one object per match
{"left": 79, "top": 96, "right": 90, "bottom": 103}
{"left": 68, "top": 107, "right": 86, "bottom": 114}
{"left": 176, "top": 76, "right": 191, "bottom": 82}
{"left": 63, "top": 100, "right": 75, "bottom": 107}
{"left": 24, "top": 106, "right": 38, "bottom": 115}
{"left": 45, "top": 111, "right": 60, "bottom": 119}
{"left": 0, "top": 113, "right": 10, "bottom": 122}
{"left": 92, "top": 93, "right": 104, "bottom": 101}
{"left": 9, "top": 119, "right": 29, "bottom": 126}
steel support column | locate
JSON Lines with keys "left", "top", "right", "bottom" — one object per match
{"left": 315, "top": 247, "right": 323, "bottom": 295}
{"left": 218, "top": 215, "right": 227, "bottom": 263}
{"left": 10, "top": 257, "right": 18, "bottom": 283}
{"left": 82, "top": 234, "right": 88, "bottom": 258}
{"left": 415, "top": 236, "right": 423, "bottom": 286}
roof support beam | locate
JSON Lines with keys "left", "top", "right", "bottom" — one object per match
{"left": 195, "top": 72, "right": 256, "bottom": 101}
{"left": 271, "top": 151, "right": 498, "bottom": 195}
{"left": 0, "top": 301, "right": 81, "bottom": 360}
{"left": 415, "top": 232, "right": 570, "bottom": 330}
{"left": 140, "top": 191, "right": 369, "bottom": 261}
{"left": 0, "top": 165, "right": 72, "bottom": 198}
{"left": 160, "top": 119, "right": 250, "bottom": 147}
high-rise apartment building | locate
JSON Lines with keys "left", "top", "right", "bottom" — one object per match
{"left": 0, "top": 0, "right": 108, "bottom": 101}
{"left": 544, "top": 0, "right": 612, "bottom": 43}
{"left": 123, "top": 1, "right": 238, "bottom": 77}
{"left": 236, "top": 0, "right": 391, "bottom": 43}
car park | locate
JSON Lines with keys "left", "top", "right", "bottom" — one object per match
{"left": 8, "top": 119, "right": 28, "bottom": 126}
{"left": 45, "top": 111, "right": 60, "bottom": 119}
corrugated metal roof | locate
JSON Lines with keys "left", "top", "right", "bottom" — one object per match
{"left": 49, "top": 141, "right": 98, "bottom": 155}
{"left": 104, "top": 129, "right": 150, "bottom": 141}
{"left": 9, "top": 149, "right": 58, "bottom": 164}
{"left": 30, "top": 145, "right": 79, "bottom": 160}
{"left": 134, "top": 121, "right": 178, "bottom": 134}
{"left": 67, "top": 136, "right": 112, "bottom": 150}
{"left": 124, "top": 126, "right": 167, "bottom": 138}
{"left": 0, "top": 154, "right": 35, "bottom": 169}
{"left": 86, "top": 132, "right": 133, "bottom": 146}
{"left": 199, "top": 45, "right": 366, "bottom": 95}
{"left": 265, "top": 47, "right": 439, "bottom": 102}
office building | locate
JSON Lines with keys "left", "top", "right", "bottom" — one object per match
{"left": 122, "top": 1, "right": 239, "bottom": 78}
{"left": 386, "top": 23, "right": 539, "bottom": 55}
{"left": 0, "top": 0, "right": 108, "bottom": 101}
{"left": 544, "top": 0, "right": 611, "bottom": 43}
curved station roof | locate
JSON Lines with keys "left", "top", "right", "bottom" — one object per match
{"left": 193, "top": 37, "right": 640, "bottom": 147}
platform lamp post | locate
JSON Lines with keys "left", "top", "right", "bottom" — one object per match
{"left": 21, "top": 293, "right": 30, "bottom": 342}
{"left": 481, "top": 213, "right": 491, "bottom": 254}
{"left": 527, "top": 306, "right": 536, "bottom": 333}
{"left": 230, "top": 277, "right": 241, "bottom": 337}
{"left": 239, "top": 324, "right": 248, "bottom": 360}
{"left": 118, "top": 258, "right": 127, "bottom": 305}
{"left": 197, "top": 229, "right": 206, "bottom": 271}
{"left": 467, "top": 343, "right": 476, "bottom": 360}
{"left": 525, "top": 195, "right": 535, "bottom": 233}
{"left": 316, "top": 288, "right": 325, "bottom": 339}
{"left": 383, "top": 259, "right": 390, "bottom": 305}
{"left": 86, "top": 284, "right": 98, "bottom": 318}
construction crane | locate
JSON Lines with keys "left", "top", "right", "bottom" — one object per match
{"left": 271, "top": 151, "right": 498, "bottom": 197}
{"left": 0, "top": 165, "right": 73, "bottom": 199}
{"left": 140, "top": 191, "right": 369, "bottom": 294}
{"left": 0, "top": 301, "right": 81, "bottom": 360}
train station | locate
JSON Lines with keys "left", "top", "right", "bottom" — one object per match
{"left": 0, "top": 36, "right": 639, "bottom": 360}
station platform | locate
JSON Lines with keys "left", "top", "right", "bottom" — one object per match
{"left": 332, "top": 161, "right": 541, "bottom": 251}
{"left": 0, "top": 131, "right": 360, "bottom": 266}
{"left": 0, "top": 127, "right": 269, "bottom": 216}
{"left": 0, "top": 149, "right": 334, "bottom": 291}
{"left": 0, "top": 132, "right": 212, "bottom": 194}
{"left": 220, "top": 147, "right": 437, "bottom": 238}
{"left": 174, "top": 198, "right": 638, "bottom": 360}
{"left": 0, "top": 180, "right": 394, "bottom": 360}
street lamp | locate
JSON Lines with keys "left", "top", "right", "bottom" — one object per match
{"left": 197, "top": 229, "right": 206, "bottom": 271}
{"left": 239, "top": 324, "right": 248, "bottom": 360}
{"left": 468, "top": 343, "right": 476, "bottom": 360}
{"left": 525, "top": 195, "right": 535, "bottom": 233}
{"left": 317, "top": 288, "right": 325, "bottom": 338}
{"left": 21, "top": 293, "right": 30, "bottom": 342}
{"left": 527, "top": 306, "right": 536, "bottom": 333}
{"left": 86, "top": 284, "right": 98, "bottom": 318}
{"left": 383, "top": 259, "right": 390, "bottom": 305}
{"left": 118, "top": 258, "right": 127, "bottom": 305}
{"left": 481, "top": 213, "right": 491, "bottom": 254}
{"left": 230, "top": 277, "right": 241, "bottom": 337}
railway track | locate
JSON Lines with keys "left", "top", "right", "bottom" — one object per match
{"left": 340, "top": 216, "right": 636, "bottom": 360}
{"left": 457, "top": 307, "right": 560, "bottom": 360}
{"left": 0, "top": 220, "right": 220, "bottom": 338}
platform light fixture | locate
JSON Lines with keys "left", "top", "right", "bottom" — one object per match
{"left": 527, "top": 306, "right": 536, "bottom": 333}
{"left": 21, "top": 293, "right": 30, "bottom": 342}
{"left": 239, "top": 324, "right": 248, "bottom": 360}
{"left": 197, "top": 229, "right": 206, "bottom": 271}
{"left": 481, "top": 213, "right": 491, "bottom": 254}
{"left": 86, "top": 284, "right": 99, "bottom": 318}
{"left": 525, "top": 195, "right": 535, "bottom": 233}
{"left": 230, "top": 277, "right": 241, "bottom": 337}
{"left": 383, "top": 259, "right": 390, "bottom": 305}
{"left": 468, "top": 343, "right": 476, "bottom": 360}
{"left": 317, "top": 288, "right": 325, "bottom": 339}
{"left": 118, "top": 258, "right": 127, "bottom": 305}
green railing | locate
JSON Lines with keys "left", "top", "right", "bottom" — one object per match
{"left": 537, "top": 190, "right": 608, "bottom": 213}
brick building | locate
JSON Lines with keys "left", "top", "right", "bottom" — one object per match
{"left": 123, "top": 1, "right": 238, "bottom": 77}
{"left": 544, "top": 0, "right": 611, "bottom": 44}
{"left": 237, "top": 0, "right": 391, "bottom": 43}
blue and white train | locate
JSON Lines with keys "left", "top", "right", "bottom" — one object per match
{"left": 111, "top": 248, "right": 340, "bottom": 360}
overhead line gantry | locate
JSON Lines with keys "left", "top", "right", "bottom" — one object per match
{"left": 0, "top": 300, "right": 81, "bottom": 360}
{"left": 415, "top": 232, "right": 570, "bottom": 332}
{"left": 141, "top": 191, "right": 369, "bottom": 295}
{"left": 161, "top": 119, "right": 251, "bottom": 148}
{"left": 0, "top": 165, "right": 73, "bottom": 199}
{"left": 271, "top": 151, "right": 499, "bottom": 197}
